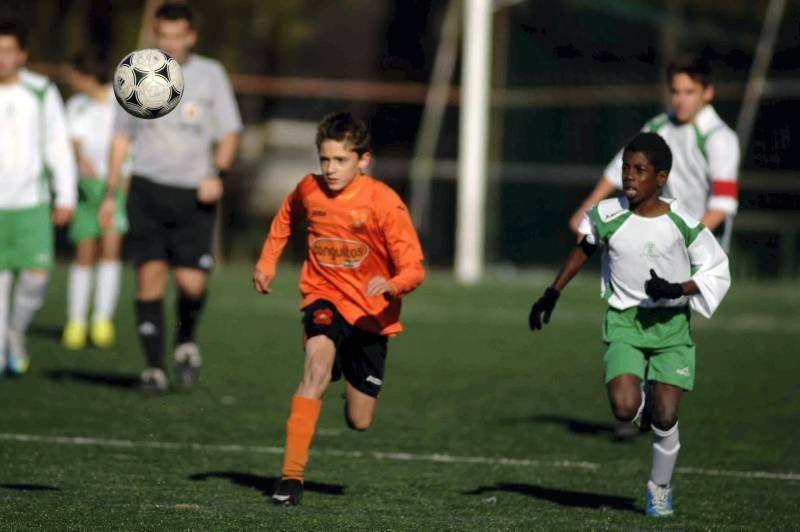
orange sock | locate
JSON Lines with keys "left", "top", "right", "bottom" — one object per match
{"left": 281, "top": 395, "right": 322, "bottom": 482}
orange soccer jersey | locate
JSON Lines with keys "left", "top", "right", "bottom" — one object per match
{"left": 256, "top": 173, "right": 425, "bottom": 336}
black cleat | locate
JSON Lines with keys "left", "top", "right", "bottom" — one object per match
{"left": 272, "top": 478, "right": 303, "bottom": 506}
{"left": 613, "top": 420, "right": 641, "bottom": 441}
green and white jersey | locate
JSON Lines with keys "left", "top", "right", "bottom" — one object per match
{"left": 66, "top": 87, "right": 117, "bottom": 179}
{"left": 579, "top": 197, "right": 730, "bottom": 318}
{"left": 603, "top": 105, "right": 740, "bottom": 219}
{"left": 0, "top": 68, "right": 77, "bottom": 210}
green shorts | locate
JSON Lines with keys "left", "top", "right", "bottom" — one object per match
{"left": 0, "top": 204, "right": 54, "bottom": 271}
{"left": 602, "top": 306, "right": 696, "bottom": 391}
{"left": 68, "top": 177, "right": 128, "bottom": 243}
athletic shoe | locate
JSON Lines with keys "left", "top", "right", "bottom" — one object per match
{"left": 645, "top": 480, "right": 674, "bottom": 517}
{"left": 62, "top": 321, "right": 88, "bottom": 350}
{"left": 90, "top": 319, "right": 115, "bottom": 348}
{"left": 174, "top": 342, "right": 202, "bottom": 388}
{"left": 613, "top": 420, "right": 640, "bottom": 441}
{"left": 140, "top": 367, "right": 169, "bottom": 395}
{"left": 7, "top": 330, "right": 30, "bottom": 375}
{"left": 272, "top": 478, "right": 303, "bottom": 506}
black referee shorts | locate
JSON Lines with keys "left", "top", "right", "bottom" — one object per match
{"left": 126, "top": 175, "right": 216, "bottom": 272}
{"left": 302, "top": 299, "right": 388, "bottom": 398}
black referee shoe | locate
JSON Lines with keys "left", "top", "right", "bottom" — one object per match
{"left": 272, "top": 478, "right": 303, "bottom": 506}
{"left": 139, "top": 367, "right": 168, "bottom": 395}
{"left": 174, "top": 342, "right": 202, "bottom": 388}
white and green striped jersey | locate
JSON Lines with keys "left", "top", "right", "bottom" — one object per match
{"left": 66, "top": 87, "right": 116, "bottom": 180}
{"left": 579, "top": 197, "right": 730, "bottom": 318}
{"left": 603, "top": 105, "right": 740, "bottom": 219}
{"left": 0, "top": 68, "right": 77, "bottom": 210}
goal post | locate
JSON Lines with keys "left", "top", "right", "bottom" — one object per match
{"left": 454, "top": 0, "right": 493, "bottom": 284}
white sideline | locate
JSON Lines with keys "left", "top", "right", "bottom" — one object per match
{"left": 236, "top": 296, "right": 800, "bottom": 335}
{"left": 0, "top": 432, "right": 596, "bottom": 470}
{"left": 2, "top": 432, "right": 799, "bottom": 481}
{"left": 676, "top": 467, "right": 800, "bottom": 481}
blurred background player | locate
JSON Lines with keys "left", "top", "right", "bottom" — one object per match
{"left": 62, "top": 49, "right": 128, "bottom": 350}
{"left": 100, "top": 2, "right": 242, "bottom": 393}
{"left": 530, "top": 133, "right": 730, "bottom": 517}
{"left": 569, "top": 54, "right": 740, "bottom": 242}
{"left": 252, "top": 112, "right": 425, "bottom": 506}
{"left": 0, "top": 19, "right": 76, "bottom": 376}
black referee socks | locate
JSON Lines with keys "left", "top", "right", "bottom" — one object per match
{"left": 176, "top": 292, "right": 207, "bottom": 345}
{"left": 135, "top": 299, "right": 165, "bottom": 370}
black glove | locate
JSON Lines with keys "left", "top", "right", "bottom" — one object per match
{"left": 644, "top": 269, "right": 683, "bottom": 301}
{"left": 529, "top": 287, "right": 560, "bottom": 331}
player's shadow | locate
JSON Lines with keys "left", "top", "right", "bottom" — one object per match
{"left": 524, "top": 415, "right": 615, "bottom": 436}
{"left": 508, "top": 415, "right": 644, "bottom": 443}
{"left": 464, "top": 483, "right": 637, "bottom": 513}
{"left": 44, "top": 368, "right": 140, "bottom": 389}
{"left": 0, "top": 483, "right": 60, "bottom": 492}
{"left": 188, "top": 471, "right": 345, "bottom": 499}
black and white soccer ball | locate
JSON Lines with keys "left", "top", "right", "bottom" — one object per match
{"left": 113, "top": 49, "right": 184, "bottom": 119}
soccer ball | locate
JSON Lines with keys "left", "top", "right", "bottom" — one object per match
{"left": 113, "top": 49, "right": 184, "bottom": 119}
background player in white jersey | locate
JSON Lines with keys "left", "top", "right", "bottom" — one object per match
{"left": 0, "top": 20, "right": 77, "bottom": 376}
{"left": 62, "top": 50, "right": 128, "bottom": 350}
{"left": 569, "top": 54, "right": 740, "bottom": 238}
{"left": 100, "top": 3, "right": 242, "bottom": 393}
{"left": 529, "top": 133, "right": 730, "bottom": 517}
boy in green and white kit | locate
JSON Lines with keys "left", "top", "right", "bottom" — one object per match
{"left": 529, "top": 132, "right": 730, "bottom": 518}
{"left": 62, "top": 50, "right": 128, "bottom": 350}
{"left": 0, "top": 21, "right": 77, "bottom": 375}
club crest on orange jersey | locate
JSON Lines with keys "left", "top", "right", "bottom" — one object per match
{"left": 350, "top": 209, "right": 368, "bottom": 230}
{"left": 312, "top": 309, "right": 333, "bottom": 326}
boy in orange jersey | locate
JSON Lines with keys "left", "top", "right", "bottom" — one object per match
{"left": 252, "top": 112, "right": 425, "bottom": 506}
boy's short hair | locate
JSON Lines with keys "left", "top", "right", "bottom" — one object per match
{"left": 667, "top": 53, "right": 712, "bottom": 87}
{"left": 623, "top": 132, "right": 672, "bottom": 174}
{"left": 154, "top": 2, "right": 195, "bottom": 27}
{"left": 0, "top": 19, "right": 27, "bottom": 50}
{"left": 316, "top": 112, "right": 371, "bottom": 155}
{"left": 71, "top": 49, "right": 111, "bottom": 84}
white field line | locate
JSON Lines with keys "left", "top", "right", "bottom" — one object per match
{"left": 236, "top": 296, "right": 800, "bottom": 335}
{"left": 402, "top": 305, "right": 800, "bottom": 335}
{"left": 676, "top": 467, "right": 800, "bottom": 481}
{"left": 0, "top": 433, "right": 587, "bottom": 471}
{"left": 2, "top": 432, "right": 798, "bottom": 481}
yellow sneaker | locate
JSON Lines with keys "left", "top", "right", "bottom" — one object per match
{"left": 90, "top": 319, "right": 115, "bottom": 348}
{"left": 62, "top": 321, "right": 87, "bottom": 350}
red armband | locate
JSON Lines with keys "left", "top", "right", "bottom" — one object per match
{"left": 712, "top": 181, "right": 738, "bottom": 198}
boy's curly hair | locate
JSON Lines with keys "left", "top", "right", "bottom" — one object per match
{"left": 316, "top": 112, "right": 371, "bottom": 155}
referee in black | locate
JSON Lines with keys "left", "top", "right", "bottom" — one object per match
{"left": 100, "top": 3, "right": 242, "bottom": 393}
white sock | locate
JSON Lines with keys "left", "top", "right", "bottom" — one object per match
{"left": 651, "top": 422, "right": 680, "bottom": 486}
{"left": 68, "top": 264, "right": 93, "bottom": 325}
{"left": 0, "top": 271, "right": 12, "bottom": 359}
{"left": 92, "top": 260, "right": 122, "bottom": 322}
{"left": 10, "top": 271, "right": 49, "bottom": 333}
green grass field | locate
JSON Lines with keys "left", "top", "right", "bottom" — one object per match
{"left": 1, "top": 263, "right": 798, "bottom": 530}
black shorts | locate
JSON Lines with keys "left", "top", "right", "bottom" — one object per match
{"left": 302, "top": 299, "right": 388, "bottom": 398}
{"left": 126, "top": 176, "right": 216, "bottom": 271}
